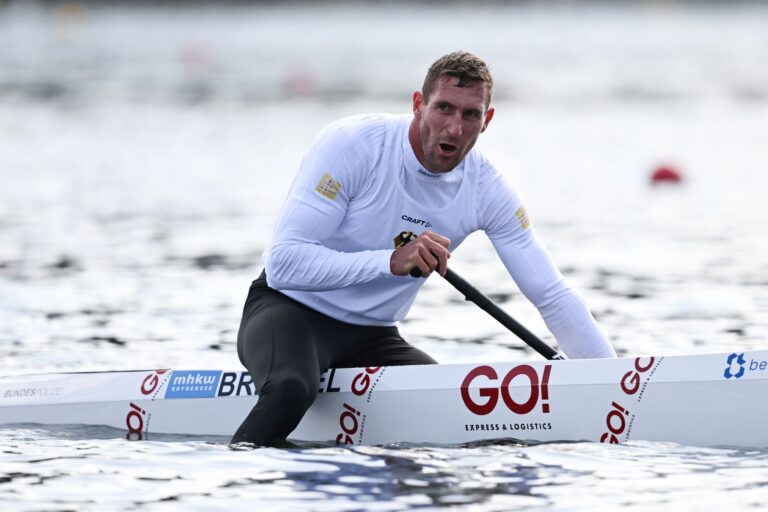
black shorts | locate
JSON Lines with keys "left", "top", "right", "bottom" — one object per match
{"left": 231, "top": 271, "right": 436, "bottom": 444}
{"left": 236, "top": 271, "right": 436, "bottom": 393}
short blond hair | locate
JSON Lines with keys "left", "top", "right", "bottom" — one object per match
{"left": 422, "top": 51, "right": 493, "bottom": 107}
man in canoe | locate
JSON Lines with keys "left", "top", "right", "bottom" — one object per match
{"left": 232, "top": 51, "right": 616, "bottom": 446}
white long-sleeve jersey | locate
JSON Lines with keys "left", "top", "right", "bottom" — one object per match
{"left": 263, "top": 114, "right": 616, "bottom": 359}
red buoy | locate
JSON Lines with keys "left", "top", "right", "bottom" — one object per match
{"left": 650, "top": 165, "right": 683, "bottom": 185}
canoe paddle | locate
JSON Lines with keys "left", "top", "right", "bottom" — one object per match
{"left": 410, "top": 266, "right": 564, "bottom": 360}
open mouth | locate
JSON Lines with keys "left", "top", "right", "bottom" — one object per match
{"left": 439, "top": 143, "right": 458, "bottom": 154}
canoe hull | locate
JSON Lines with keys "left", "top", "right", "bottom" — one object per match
{"left": 2, "top": 351, "right": 766, "bottom": 448}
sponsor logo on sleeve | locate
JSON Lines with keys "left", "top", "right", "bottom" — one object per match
{"left": 515, "top": 206, "right": 531, "bottom": 230}
{"left": 315, "top": 172, "right": 342, "bottom": 200}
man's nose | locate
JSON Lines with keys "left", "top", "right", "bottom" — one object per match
{"left": 446, "top": 114, "right": 463, "bottom": 138}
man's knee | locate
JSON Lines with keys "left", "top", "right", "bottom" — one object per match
{"left": 268, "top": 373, "right": 319, "bottom": 412}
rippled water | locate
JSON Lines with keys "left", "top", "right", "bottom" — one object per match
{"left": 2, "top": 2, "right": 768, "bottom": 510}
{"left": 4, "top": 431, "right": 768, "bottom": 510}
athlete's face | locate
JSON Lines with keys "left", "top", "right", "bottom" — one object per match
{"left": 411, "top": 76, "right": 494, "bottom": 174}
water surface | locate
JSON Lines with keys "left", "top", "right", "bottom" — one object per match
{"left": 1, "top": 2, "right": 768, "bottom": 510}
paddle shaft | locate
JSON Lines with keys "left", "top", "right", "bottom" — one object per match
{"left": 442, "top": 269, "right": 563, "bottom": 360}
{"left": 402, "top": 234, "right": 562, "bottom": 359}
{"left": 411, "top": 265, "right": 562, "bottom": 360}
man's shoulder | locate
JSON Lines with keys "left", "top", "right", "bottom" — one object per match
{"left": 323, "top": 113, "right": 407, "bottom": 140}
{"left": 313, "top": 115, "right": 408, "bottom": 166}
{"left": 465, "top": 147, "right": 521, "bottom": 199}
{"left": 466, "top": 146, "right": 502, "bottom": 180}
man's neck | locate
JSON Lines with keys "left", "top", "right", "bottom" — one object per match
{"left": 408, "top": 118, "right": 431, "bottom": 172}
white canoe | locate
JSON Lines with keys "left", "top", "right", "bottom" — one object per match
{"left": 1, "top": 350, "right": 767, "bottom": 448}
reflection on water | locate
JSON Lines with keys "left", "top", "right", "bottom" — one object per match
{"left": 1, "top": 2, "right": 768, "bottom": 511}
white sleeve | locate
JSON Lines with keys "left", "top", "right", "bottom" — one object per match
{"left": 263, "top": 117, "right": 393, "bottom": 291}
{"left": 479, "top": 173, "right": 616, "bottom": 359}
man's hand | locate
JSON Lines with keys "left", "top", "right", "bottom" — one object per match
{"left": 390, "top": 231, "right": 451, "bottom": 278}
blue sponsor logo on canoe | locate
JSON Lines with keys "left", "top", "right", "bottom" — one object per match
{"left": 724, "top": 353, "right": 746, "bottom": 379}
{"left": 165, "top": 370, "right": 222, "bottom": 398}
{"left": 723, "top": 352, "right": 768, "bottom": 380}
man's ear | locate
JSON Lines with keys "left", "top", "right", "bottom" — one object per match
{"left": 481, "top": 107, "right": 495, "bottom": 133}
{"left": 413, "top": 90, "right": 424, "bottom": 118}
